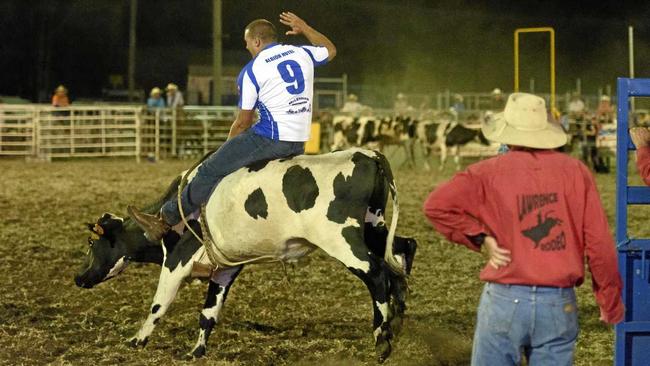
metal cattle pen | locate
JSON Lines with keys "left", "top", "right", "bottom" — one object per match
{"left": 0, "top": 105, "right": 237, "bottom": 161}
{"left": 615, "top": 77, "right": 650, "bottom": 366}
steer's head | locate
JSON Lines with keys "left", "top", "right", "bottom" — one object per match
{"left": 74, "top": 213, "right": 132, "bottom": 288}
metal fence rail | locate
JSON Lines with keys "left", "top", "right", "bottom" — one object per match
{"left": 0, "top": 107, "right": 37, "bottom": 156}
{"left": 0, "top": 104, "right": 237, "bottom": 160}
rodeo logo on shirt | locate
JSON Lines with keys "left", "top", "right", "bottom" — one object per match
{"left": 517, "top": 193, "right": 566, "bottom": 252}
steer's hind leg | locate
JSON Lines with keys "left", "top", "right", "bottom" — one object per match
{"left": 453, "top": 145, "right": 462, "bottom": 170}
{"left": 322, "top": 229, "right": 395, "bottom": 363}
{"left": 187, "top": 265, "right": 243, "bottom": 359}
{"left": 439, "top": 143, "right": 448, "bottom": 171}
{"left": 363, "top": 220, "right": 416, "bottom": 336}
{"left": 129, "top": 226, "right": 203, "bottom": 348}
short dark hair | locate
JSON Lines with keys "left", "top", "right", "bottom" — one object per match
{"left": 245, "top": 19, "right": 277, "bottom": 42}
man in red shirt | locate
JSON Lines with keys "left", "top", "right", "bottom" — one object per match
{"left": 631, "top": 127, "right": 650, "bottom": 185}
{"left": 423, "top": 93, "right": 624, "bottom": 366}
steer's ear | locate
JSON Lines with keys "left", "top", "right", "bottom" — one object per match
{"left": 86, "top": 223, "right": 95, "bottom": 231}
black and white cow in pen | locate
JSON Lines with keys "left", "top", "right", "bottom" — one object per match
{"left": 74, "top": 148, "right": 417, "bottom": 363}
{"left": 417, "top": 114, "right": 491, "bottom": 171}
{"left": 330, "top": 115, "right": 418, "bottom": 168}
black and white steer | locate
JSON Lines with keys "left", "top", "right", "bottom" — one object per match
{"left": 331, "top": 115, "right": 418, "bottom": 168}
{"left": 417, "top": 118, "right": 491, "bottom": 171}
{"left": 75, "top": 148, "right": 417, "bottom": 363}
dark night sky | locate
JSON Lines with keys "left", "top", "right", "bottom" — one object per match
{"left": 1, "top": 0, "right": 650, "bottom": 104}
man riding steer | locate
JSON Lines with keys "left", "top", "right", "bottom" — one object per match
{"left": 128, "top": 12, "right": 337, "bottom": 241}
{"left": 75, "top": 148, "right": 417, "bottom": 362}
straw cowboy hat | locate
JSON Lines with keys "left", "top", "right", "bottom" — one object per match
{"left": 166, "top": 83, "right": 178, "bottom": 91}
{"left": 481, "top": 92, "right": 567, "bottom": 149}
{"left": 150, "top": 87, "right": 162, "bottom": 96}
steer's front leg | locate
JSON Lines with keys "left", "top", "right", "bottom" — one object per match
{"left": 129, "top": 230, "right": 203, "bottom": 348}
{"left": 128, "top": 260, "right": 193, "bottom": 347}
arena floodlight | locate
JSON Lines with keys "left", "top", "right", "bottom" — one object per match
{"left": 514, "top": 27, "right": 556, "bottom": 112}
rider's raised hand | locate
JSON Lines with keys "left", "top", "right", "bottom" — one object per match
{"left": 280, "top": 12, "right": 308, "bottom": 36}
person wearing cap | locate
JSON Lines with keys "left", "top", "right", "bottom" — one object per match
{"left": 51, "top": 85, "right": 70, "bottom": 107}
{"left": 127, "top": 12, "right": 336, "bottom": 240}
{"left": 165, "top": 83, "right": 184, "bottom": 108}
{"left": 451, "top": 93, "right": 465, "bottom": 115}
{"left": 394, "top": 92, "right": 410, "bottom": 116}
{"left": 596, "top": 95, "right": 613, "bottom": 123}
{"left": 423, "top": 92, "right": 624, "bottom": 365}
{"left": 340, "top": 93, "right": 363, "bottom": 117}
{"left": 147, "top": 87, "right": 165, "bottom": 108}
{"left": 490, "top": 88, "right": 505, "bottom": 111}
{"left": 630, "top": 127, "right": 650, "bottom": 185}
{"left": 568, "top": 92, "right": 586, "bottom": 119}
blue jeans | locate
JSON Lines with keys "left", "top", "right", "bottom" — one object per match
{"left": 472, "top": 283, "right": 578, "bottom": 366}
{"left": 161, "top": 129, "right": 305, "bottom": 225}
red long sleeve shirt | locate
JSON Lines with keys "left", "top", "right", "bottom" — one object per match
{"left": 423, "top": 149, "right": 624, "bottom": 324}
{"left": 636, "top": 146, "right": 650, "bottom": 186}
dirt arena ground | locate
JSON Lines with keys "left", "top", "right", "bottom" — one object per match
{"left": 1, "top": 150, "right": 647, "bottom": 365}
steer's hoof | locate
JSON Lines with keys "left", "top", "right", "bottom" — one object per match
{"left": 375, "top": 337, "right": 392, "bottom": 364}
{"left": 375, "top": 328, "right": 393, "bottom": 364}
{"left": 128, "top": 336, "right": 148, "bottom": 348}
{"left": 185, "top": 345, "right": 206, "bottom": 360}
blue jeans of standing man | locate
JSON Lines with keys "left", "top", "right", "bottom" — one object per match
{"left": 471, "top": 282, "right": 578, "bottom": 366}
{"left": 161, "top": 128, "right": 305, "bottom": 225}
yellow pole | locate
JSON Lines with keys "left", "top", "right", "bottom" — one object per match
{"left": 514, "top": 27, "right": 556, "bottom": 112}
{"left": 514, "top": 32, "right": 519, "bottom": 92}
{"left": 549, "top": 28, "right": 555, "bottom": 112}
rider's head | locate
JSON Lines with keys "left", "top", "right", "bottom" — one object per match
{"left": 244, "top": 19, "right": 277, "bottom": 58}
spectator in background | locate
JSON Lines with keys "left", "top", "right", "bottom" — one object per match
{"left": 630, "top": 127, "right": 650, "bottom": 185}
{"left": 568, "top": 92, "right": 586, "bottom": 119}
{"left": 166, "top": 83, "right": 184, "bottom": 108}
{"left": 147, "top": 87, "right": 165, "bottom": 108}
{"left": 424, "top": 92, "right": 623, "bottom": 366}
{"left": 596, "top": 95, "right": 613, "bottom": 123}
{"left": 394, "top": 92, "right": 411, "bottom": 116}
{"left": 490, "top": 88, "right": 505, "bottom": 111}
{"left": 451, "top": 93, "right": 465, "bottom": 115}
{"left": 51, "top": 85, "right": 70, "bottom": 107}
{"left": 340, "top": 93, "right": 363, "bottom": 117}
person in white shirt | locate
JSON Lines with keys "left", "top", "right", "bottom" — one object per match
{"left": 165, "top": 83, "right": 185, "bottom": 108}
{"left": 128, "top": 12, "right": 337, "bottom": 240}
{"left": 341, "top": 94, "right": 364, "bottom": 117}
{"left": 568, "top": 92, "right": 585, "bottom": 118}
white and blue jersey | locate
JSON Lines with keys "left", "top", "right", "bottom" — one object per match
{"left": 237, "top": 43, "right": 329, "bottom": 142}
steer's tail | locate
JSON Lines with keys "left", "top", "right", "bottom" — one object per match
{"left": 373, "top": 151, "right": 406, "bottom": 278}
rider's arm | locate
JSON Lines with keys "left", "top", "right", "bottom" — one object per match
{"left": 228, "top": 110, "right": 255, "bottom": 140}
{"left": 280, "top": 12, "right": 336, "bottom": 61}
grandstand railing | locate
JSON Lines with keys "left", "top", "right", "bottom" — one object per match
{"left": 0, "top": 104, "right": 237, "bottom": 160}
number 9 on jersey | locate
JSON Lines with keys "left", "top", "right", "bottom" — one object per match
{"left": 277, "top": 60, "right": 305, "bottom": 95}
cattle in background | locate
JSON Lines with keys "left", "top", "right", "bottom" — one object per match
{"left": 331, "top": 115, "right": 381, "bottom": 150}
{"left": 331, "top": 115, "right": 356, "bottom": 150}
{"left": 417, "top": 112, "right": 492, "bottom": 171}
{"left": 75, "top": 148, "right": 417, "bottom": 362}
{"left": 330, "top": 115, "right": 419, "bottom": 168}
